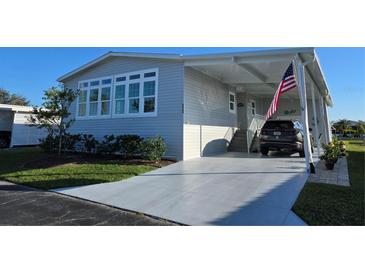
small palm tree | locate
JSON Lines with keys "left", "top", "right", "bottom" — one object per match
{"left": 356, "top": 120, "right": 365, "bottom": 134}
{"left": 333, "top": 119, "right": 352, "bottom": 135}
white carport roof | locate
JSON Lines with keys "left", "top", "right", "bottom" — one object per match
{"left": 57, "top": 48, "right": 332, "bottom": 106}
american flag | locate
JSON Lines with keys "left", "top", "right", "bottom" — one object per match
{"left": 265, "top": 62, "right": 297, "bottom": 120}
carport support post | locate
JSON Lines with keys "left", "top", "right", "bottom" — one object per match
{"left": 323, "top": 99, "right": 333, "bottom": 143}
{"left": 311, "top": 82, "right": 321, "bottom": 156}
{"left": 294, "top": 56, "right": 315, "bottom": 174}
{"left": 318, "top": 95, "right": 329, "bottom": 144}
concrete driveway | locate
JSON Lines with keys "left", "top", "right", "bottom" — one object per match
{"left": 55, "top": 152, "right": 317, "bottom": 225}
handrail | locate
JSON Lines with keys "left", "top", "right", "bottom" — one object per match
{"left": 246, "top": 114, "right": 266, "bottom": 153}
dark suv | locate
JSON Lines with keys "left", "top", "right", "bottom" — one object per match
{"left": 259, "top": 120, "right": 313, "bottom": 157}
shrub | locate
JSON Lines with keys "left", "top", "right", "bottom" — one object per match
{"left": 63, "top": 133, "right": 81, "bottom": 151}
{"left": 117, "top": 135, "right": 143, "bottom": 158}
{"left": 98, "top": 134, "right": 118, "bottom": 154}
{"left": 39, "top": 133, "right": 81, "bottom": 153}
{"left": 80, "top": 134, "right": 99, "bottom": 153}
{"left": 39, "top": 134, "right": 58, "bottom": 153}
{"left": 141, "top": 136, "right": 166, "bottom": 162}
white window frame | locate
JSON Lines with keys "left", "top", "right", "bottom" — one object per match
{"left": 76, "top": 68, "right": 158, "bottom": 120}
{"left": 100, "top": 80, "right": 112, "bottom": 116}
{"left": 113, "top": 81, "right": 127, "bottom": 116}
{"left": 77, "top": 87, "right": 88, "bottom": 117}
{"left": 249, "top": 99, "right": 256, "bottom": 116}
{"left": 229, "top": 91, "right": 236, "bottom": 114}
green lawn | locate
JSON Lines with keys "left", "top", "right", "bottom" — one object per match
{"left": 293, "top": 140, "right": 365, "bottom": 225}
{"left": 0, "top": 147, "right": 155, "bottom": 190}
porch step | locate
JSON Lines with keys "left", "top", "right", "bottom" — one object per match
{"left": 228, "top": 130, "right": 248, "bottom": 152}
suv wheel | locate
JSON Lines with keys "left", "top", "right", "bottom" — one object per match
{"left": 261, "top": 147, "right": 269, "bottom": 156}
{"left": 299, "top": 150, "right": 305, "bottom": 157}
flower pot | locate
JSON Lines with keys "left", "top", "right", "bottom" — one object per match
{"left": 325, "top": 160, "right": 335, "bottom": 170}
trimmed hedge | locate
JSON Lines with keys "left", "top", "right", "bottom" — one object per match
{"left": 141, "top": 136, "right": 166, "bottom": 162}
{"left": 39, "top": 133, "right": 166, "bottom": 161}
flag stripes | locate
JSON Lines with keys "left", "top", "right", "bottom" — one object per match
{"left": 265, "top": 63, "right": 297, "bottom": 120}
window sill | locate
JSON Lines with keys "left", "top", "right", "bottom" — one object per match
{"left": 76, "top": 112, "right": 158, "bottom": 120}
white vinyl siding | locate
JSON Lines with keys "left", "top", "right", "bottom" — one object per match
{"left": 183, "top": 67, "right": 237, "bottom": 159}
{"left": 183, "top": 124, "right": 236, "bottom": 160}
{"left": 65, "top": 57, "right": 184, "bottom": 160}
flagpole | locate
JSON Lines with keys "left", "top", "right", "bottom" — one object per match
{"left": 294, "top": 55, "right": 315, "bottom": 174}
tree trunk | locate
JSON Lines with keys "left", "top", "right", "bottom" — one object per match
{"left": 58, "top": 119, "right": 64, "bottom": 159}
{"left": 58, "top": 131, "right": 62, "bottom": 159}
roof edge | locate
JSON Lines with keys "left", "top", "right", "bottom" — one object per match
{"left": 57, "top": 51, "right": 182, "bottom": 82}
{"left": 57, "top": 48, "right": 315, "bottom": 82}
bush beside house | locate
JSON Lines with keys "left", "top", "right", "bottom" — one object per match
{"left": 39, "top": 133, "right": 167, "bottom": 162}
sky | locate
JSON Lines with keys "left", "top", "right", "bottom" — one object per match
{"left": 0, "top": 47, "right": 364, "bottom": 121}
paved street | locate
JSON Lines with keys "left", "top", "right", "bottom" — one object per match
{"left": 0, "top": 181, "right": 174, "bottom": 226}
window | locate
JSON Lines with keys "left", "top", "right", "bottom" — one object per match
{"left": 89, "top": 88, "right": 99, "bottom": 116}
{"left": 114, "top": 84, "right": 125, "bottom": 114}
{"left": 229, "top": 92, "right": 236, "bottom": 113}
{"left": 128, "top": 83, "right": 140, "bottom": 113}
{"left": 78, "top": 89, "right": 87, "bottom": 116}
{"left": 102, "top": 79, "right": 112, "bottom": 85}
{"left": 143, "top": 81, "right": 155, "bottom": 113}
{"left": 116, "top": 76, "right": 126, "bottom": 82}
{"left": 90, "top": 80, "right": 100, "bottom": 86}
{"left": 101, "top": 87, "right": 111, "bottom": 115}
{"left": 114, "top": 68, "right": 158, "bottom": 117}
{"left": 77, "top": 68, "right": 158, "bottom": 119}
{"left": 129, "top": 74, "right": 140, "bottom": 80}
{"left": 250, "top": 101, "right": 256, "bottom": 115}
{"left": 144, "top": 72, "right": 156, "bottom": 78}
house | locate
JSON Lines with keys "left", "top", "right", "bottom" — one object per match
{"left": 0, "top": 104, "right": 47, "bottom": 148}
{"left": 58, "top": 48, "right": 333, "bottom": 171}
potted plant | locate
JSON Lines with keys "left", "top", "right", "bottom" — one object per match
{"left": 339, "top": 140, "right": 346, "bottom": 155}
{"left": 320, "top": 142, "right": 340, "bottom": 170}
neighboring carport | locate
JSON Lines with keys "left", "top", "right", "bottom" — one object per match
{"left": 55, "top": 151, "right": 320, "bottom": 225}
{"left": 0, "top": 104, "right": 47, "bottom": 147}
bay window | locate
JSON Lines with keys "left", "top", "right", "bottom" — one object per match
{"left": 77, "top": 68, "right": 158, "bottom": 119}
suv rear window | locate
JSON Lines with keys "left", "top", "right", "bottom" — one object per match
{"left": 263, "top": 121, "right": 294, "bottom": 129}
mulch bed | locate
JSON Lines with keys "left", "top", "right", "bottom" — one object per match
{"left": 22, "top": 153, "right": 175, "bottom": 169}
